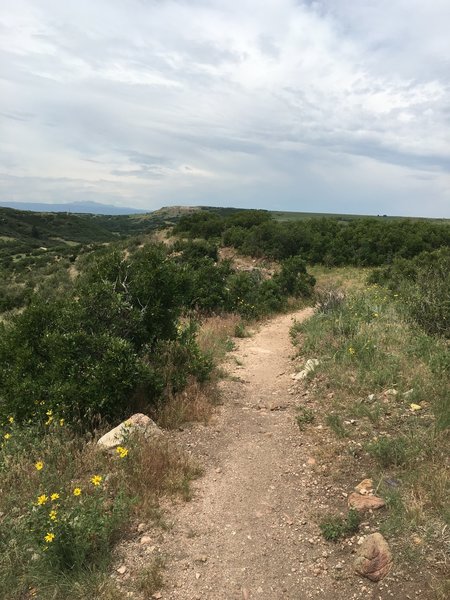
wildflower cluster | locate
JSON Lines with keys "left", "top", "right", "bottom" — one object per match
{"left": 116, "top": 446, "right": 129, "bottom": 459}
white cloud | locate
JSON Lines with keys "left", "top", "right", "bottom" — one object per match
{"left": 0, "top": 0, "right": 449, "bottom": 216}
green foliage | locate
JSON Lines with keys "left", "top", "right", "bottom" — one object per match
{"left": 320, "top": 509, "right": 361, "bottom": 542}
{"left": 325, "top": 413, "right": 348, "bottom": 438}
{"left": 295, "top": 406, "right": 315, "bottom": 430}
{"left": 0, "top": 245, "right": 213, "bottom": 429}
{"left": 275, "top": 256, "right": 316, "bottom": 297}
{"left": 370, "top": 248, "right": 450, "bottom": 337}
{"left": 366, "top": 436, "right": 412, "bottom": 468}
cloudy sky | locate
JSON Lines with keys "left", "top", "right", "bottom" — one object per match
{"left": 1, "top": 0, "right": 449, "bottom": 217}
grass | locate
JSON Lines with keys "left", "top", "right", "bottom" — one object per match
{"left": 137, "top": 555, "right": 165, "bottom": 598}
{"left": 156, "top": 314, "right": 246, "bottom": 429}
{"left": 295, "top": 406, "right": 315, "bottom": 430}
{"left": 291, "top": 273, "right": 449, "bottom": 593}
{"left": 319, "top": 509, "right": 361, "bottom": 542}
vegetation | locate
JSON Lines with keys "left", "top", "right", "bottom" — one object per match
{"left": 176, "top": 209, "right": 450, "bottom": 266}
{"left": 0, "top": 203, "right": 448, "bottom": 597}
{"left": 319, "top": 509, "right": 361, "bottom": 542}
{"left": 291, "top": 271, "right": 449, "bottom": 590}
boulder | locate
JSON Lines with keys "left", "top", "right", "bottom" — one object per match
{"left": 354, "top": 533, "right": 392, "bottom": 581}
{"left": 97, "top": 413, "right": 162, "bottom": 450}
{"left": 348, "top": 492, "right": 385, "bottom": 512}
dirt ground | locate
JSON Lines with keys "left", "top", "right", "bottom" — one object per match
{"left": 119, "top": 308, "right": 432, "bottom": 599}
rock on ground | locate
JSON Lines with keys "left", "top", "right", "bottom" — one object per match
{"left": 97, "top": 413, "right": 162, "bottom": 449}
{"left": 354, "top": 533, "right": 393, "bottom": 582}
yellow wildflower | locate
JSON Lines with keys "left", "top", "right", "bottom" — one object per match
{"left": 4, "top": 433, "right": 11, "bottom": 440}
{"left": 73, "top": 487, "right": 82, "bottom": 496}
{"left": 90, "top": 475, "right": 103, "bottom": 486}
{"left": 46, "top": 410, "right": 53, "bottom": 416}
{"left": 50, "top": 493, "right": 60, "bottom": 501}
{"left": 116, "top": 446, "right": 128, "bottom": 458}
{"left": 59, "top": 418, "right": 65, "bottom": 426}
{"left": 35, "top": 461, "right": 44, "bottom": 471}
{"left": 8, "top": 416, "right": 14, "bottom": 424}
{"left": 348, "top": 347, "right": 355, "bottom": 355}
{"left": 44, "top": 532, "right": 55, "bottom": 543}
{"left": 37, "top": 494, "right": 48, "bottom": 506}
{"left": 49, "top": 510, "right": 57, "bottom": 521}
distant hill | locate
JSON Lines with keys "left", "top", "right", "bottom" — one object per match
{"left": 0, "top": 201, "right": 147, "bottom": 215}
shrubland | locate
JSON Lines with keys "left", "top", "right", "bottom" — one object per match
{"left": 1, "top": 206, "right": 448, "bottom": 598}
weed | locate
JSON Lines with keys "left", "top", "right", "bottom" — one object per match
{"left": 325, "top": 413, "right": 348, "bottom": 438}
{"left": 296, "top": 406, "right": 315, "bottom": 430}
{"left": 234, "top": 321, "right": 251, "bottom": 338}
{"left": 366, "top": 436, "right": 410, "bottom": 468}
{"left": 320, "top": 509, "right": 361, "bottom": 542}
{"left": 137, "top": 555, "right": 165, "bottom": 599}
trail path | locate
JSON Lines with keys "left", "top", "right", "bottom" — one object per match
{"left": 152, "top": 308, "right": 418, "bottom": 599}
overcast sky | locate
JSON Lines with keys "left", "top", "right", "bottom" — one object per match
{"left": 1, "top": 0, "right": 449, "bottom": 217}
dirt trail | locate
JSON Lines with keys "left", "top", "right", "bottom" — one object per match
{"left": 155, "top": 309, "right": 411, "bottom": 599}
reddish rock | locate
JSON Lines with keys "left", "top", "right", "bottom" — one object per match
{"left": 348, "top": 492, "right": 385, "bottom": 512}
{"left": 354, "top": 533, "right": 393, "bottom": 581}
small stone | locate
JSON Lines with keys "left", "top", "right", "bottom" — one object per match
{"left": 140, "top": 536, "right": 152, "bottom": 545}
{"left": 348, "top": 492, "right": 385, "bottom": 512}
{"left": 152, "top": 593, "right": 162, "bottom": 599}
{"left": 307, "top": 457, "right": 317, "bottom": 466}
{"left": 137, "top": 523, "right": 146, "bottom": 533}
{"left": 117, "top": 565, "right": 127, "bottom": 575}
{"left": 354, "top": 533, "right": 393, "bottom": 582}
{"left": 385, "top": 388, "right": 398, "bottom": 396}
{"left": 242, "top": 588, "right": 250, "bottom": 600}
{"left": 195, "top": 572, "right": 201, "bottom": 579}
{"left": 355, "top": 479, "right": 373, "bottom": 495}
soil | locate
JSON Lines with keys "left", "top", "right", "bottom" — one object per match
{"left": 118, "top": 308, "right": 432, "bottom": 599}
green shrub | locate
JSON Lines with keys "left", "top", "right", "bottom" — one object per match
{"left": 320, "top": 509, "right": 361, "bottom": 542}
{"left": 275, "top": 256, "right": 316, "bottom": 297}
{"left": 296, "top": 406, "right": 315, "bottom": 430}
{"left": 366, "top": 436, "right": 411, "bottom": 468}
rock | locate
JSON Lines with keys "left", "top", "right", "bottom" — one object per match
{"left": 152, "top": 593, "right": 162, "bottom": 599}
{"left": 241, "top": 588, "right": 250, "bottom": 599}
{"left": 384, "top": 388, "right": 398, "bottom": 396}
{"left": 117, "top": 565, "right": 127, "bottom": 575}
{"left": 140, "top": 536, "right": 152, "bottom": 545}
{"left": 348, "top": 492, "right": 385, "bottom": 512}
{"left": 292, "top": 358, "right": 320, "bottom": 380}
{"left": 355, "top": 479, "right": 373, "bottom": 495}
{"left": 307, "top": 457, "right": 317, "bottom": 466}
{"left": 354, "top": 533, "right": 393, "bottom": 581}
{"left": 137, "top": 523, "right": 146, "bottom": 533}
{"left": 97, "top": 413, "right": 162, "bottom": 449}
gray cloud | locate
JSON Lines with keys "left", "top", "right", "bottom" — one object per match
{"left": 0, "top": 0, "right": 449, "bottom": 216}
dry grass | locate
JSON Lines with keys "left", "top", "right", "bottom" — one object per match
{"left": 197, "top": 313, "right": 241, "bottom": 360}
{"left": 155, "top": 378, "right": 218, "bottom": 429}
{"left": 123, "top": 435, "right": 202, "bottom": 518}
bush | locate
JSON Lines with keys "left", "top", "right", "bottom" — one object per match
{"left": 0, "top": 245, "right": 210, "bottom": 429}
{"left": 275, "top": 256, "right": 316, "bottom": 298}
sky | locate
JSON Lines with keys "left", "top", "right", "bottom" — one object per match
{"left": 1, "top": 0, "right": 449, "bottom": 217}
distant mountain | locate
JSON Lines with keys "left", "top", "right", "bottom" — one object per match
{"left": 0, "top": 200, "right": 147, "bottom": 215}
